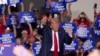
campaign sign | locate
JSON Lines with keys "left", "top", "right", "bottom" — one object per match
{"left": 0, "top": 5, "right": 5, "bottom": 15}
{"left": 76, "top": 27, "right": 91, "bottom": 38}
{"left": 51, "top": 2, "right": 66, "bottom": 13}
{"left": 7, "top": 14, "right": 17, "bottom": 25}
{"left": 0, "top": 0, "right": 7, "bottom": 5}
{"left": 0, "top": 32, "right": 15, "bottom": 44}
{"left": 0, "top": 43, "right": 15, "bottom": 56}
{"left": 65, "top": 0, "right": 77, "bottom": 3}
{"left": 7, "top": 0, "right": 23, "bottom": 5}
{"left": 94, "top": 16, "right": 100, "bottom": 28}
{"left": 59, "top": 0, "right": 77, "bottom": 3}
{"left": 18, "top": 12, "right": 35, "bottom": 23}
{"left": 0, "top": 32, "right": 15, "bottom": 56}
{"left": 64, "top": 39, "right": 78, "bottom": 51}
{"left": 82, "top": 38, "right": 96, "bottom": 52}
{"left": 61, "top": 22, "right": 77, "bottom": 33}
{"left": 32, "top": 42, "right": 41, "bottom": 56}
{"left": 45, "top": 0, "right": 51, "bottom": 9}
{"left": 93, "top": 29, "right": 100, "bottom": 38}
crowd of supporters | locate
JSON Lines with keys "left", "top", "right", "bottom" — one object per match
{"left": 0, "top": 1, "right": 100, "bottom": 56}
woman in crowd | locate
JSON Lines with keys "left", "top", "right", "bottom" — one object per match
{"left": 73, "top": 12, "right": 91, "bottom": 27}
{"left": 73, "top": 12, "right": 92, "bottom": 56}
{"left": 21, "top": 30, "right": 29, "bottom": 45}
{"left": 25, "top": 28, "right": 42, "bottom": 53}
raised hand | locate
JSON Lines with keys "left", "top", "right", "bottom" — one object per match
{"left": 65, "top": 28, "right": 73, "bottom": 38}
{"left": 94, "top": 3, "right": 97, "bottom": 9}
{"left": 29, "top": 2, "right": 34, "bottom": 11}
{"left": 20, "top": 2, "right": 24, "bottom": 12}
{"left": 68, "top": 3, "right": 71, "bottom": 9}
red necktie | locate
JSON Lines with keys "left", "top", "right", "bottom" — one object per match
{"left": 53, "top": 32, "right": 58, "bottom": 56}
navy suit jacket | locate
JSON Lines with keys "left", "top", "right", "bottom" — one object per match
{"left": 38, "top": 26, "right": 72, "bottom": 56}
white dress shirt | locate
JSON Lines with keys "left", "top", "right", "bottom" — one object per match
{"left": 50, "top": 30, "right": 60, "bottom": 52}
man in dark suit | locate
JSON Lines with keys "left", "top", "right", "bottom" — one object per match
{"left": 38, "top": 18, "right": 73, "bottom": 56}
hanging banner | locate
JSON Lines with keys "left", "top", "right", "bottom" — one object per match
{"left": 7, "top": 14, "right": 17, "bottom": 25}
{"left": 76, "top": 27, "right": 91, "bottom": 38}
{"left": 18, "top": 12, "right": 35, "bottom": 23}
{"left": 61, "top": 22, "right": 77, "bottom": 34}
{"left": 94, "top": 16, "right": 100, "bottom": 28}
{"left": 0, "top": 32, "right": 15, "bottom": 56}
{"left": 32, "top": 42, "right": 41, "bottom": 56}
{"left": 82, "top": 38, "right": 96, "bottom": 52}
{"left": 64, "top": 39, "right": 78, "bottom": 51}
{"left": 51, "top": 2, "right": 66, "bottom": 13}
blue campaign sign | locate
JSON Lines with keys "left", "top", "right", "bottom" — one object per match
{"left": 18, "top": 12, "right": 35, "bottom": 23}
{"left": 61, "top": 22, "right": 77, "bottom": 34}
{"left": 93, "top": 29, "right": 100, "bottom": 38}
{"left": 51, "top": 2, "right": 66, "bottom": 13}
{"left": 32, "top": 42, "right": 41, "bottom": 56}
{"left": 45, "top": 0, "right": 51, "bottom": 9}
{"left": 0, "top": 32, "right": 15, "bottom": 56}
{"left": 59, "top": 0, "right": 77, "bottom": 3}
{"left": 7, "top": 0, "right": 23, "bottom": 5}
{"left": 64, "top": 39, "right": 78, "bottom": 51}
{"left": 7, "top": 14, "right": 17, "bottom": 25}
{"left": 0, "top": 43, "right": 15, "bottom": 56}
{"left": 0, "top": 5, "right": 5, "bottom": 15}
{"left": 76, "top": 27, "right": 91, "bottom": 38}
{"left": 65, "top": 0, "right": 77, "bottom": 3}
{"left": 0, "top": 0, "right": 7, "bottom": 5}
{"left": 0, "top": 32, "right": 15, "bottom": 44}
{"left": 94, "top": 16, "right": 100, "bottom": 28}
{"left": 82, "top": 38, "right": 96, "bottom": 52}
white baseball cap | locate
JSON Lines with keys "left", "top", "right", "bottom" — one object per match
{"left": 21, "top": 30, "right": 28, "bottom": 34}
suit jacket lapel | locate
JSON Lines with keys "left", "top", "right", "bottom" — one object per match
{"left": 48, "top": 28, "right": 52, "bottom": 44}
{"left": 58, "top": 28, "right": 62, "bottom": 49}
